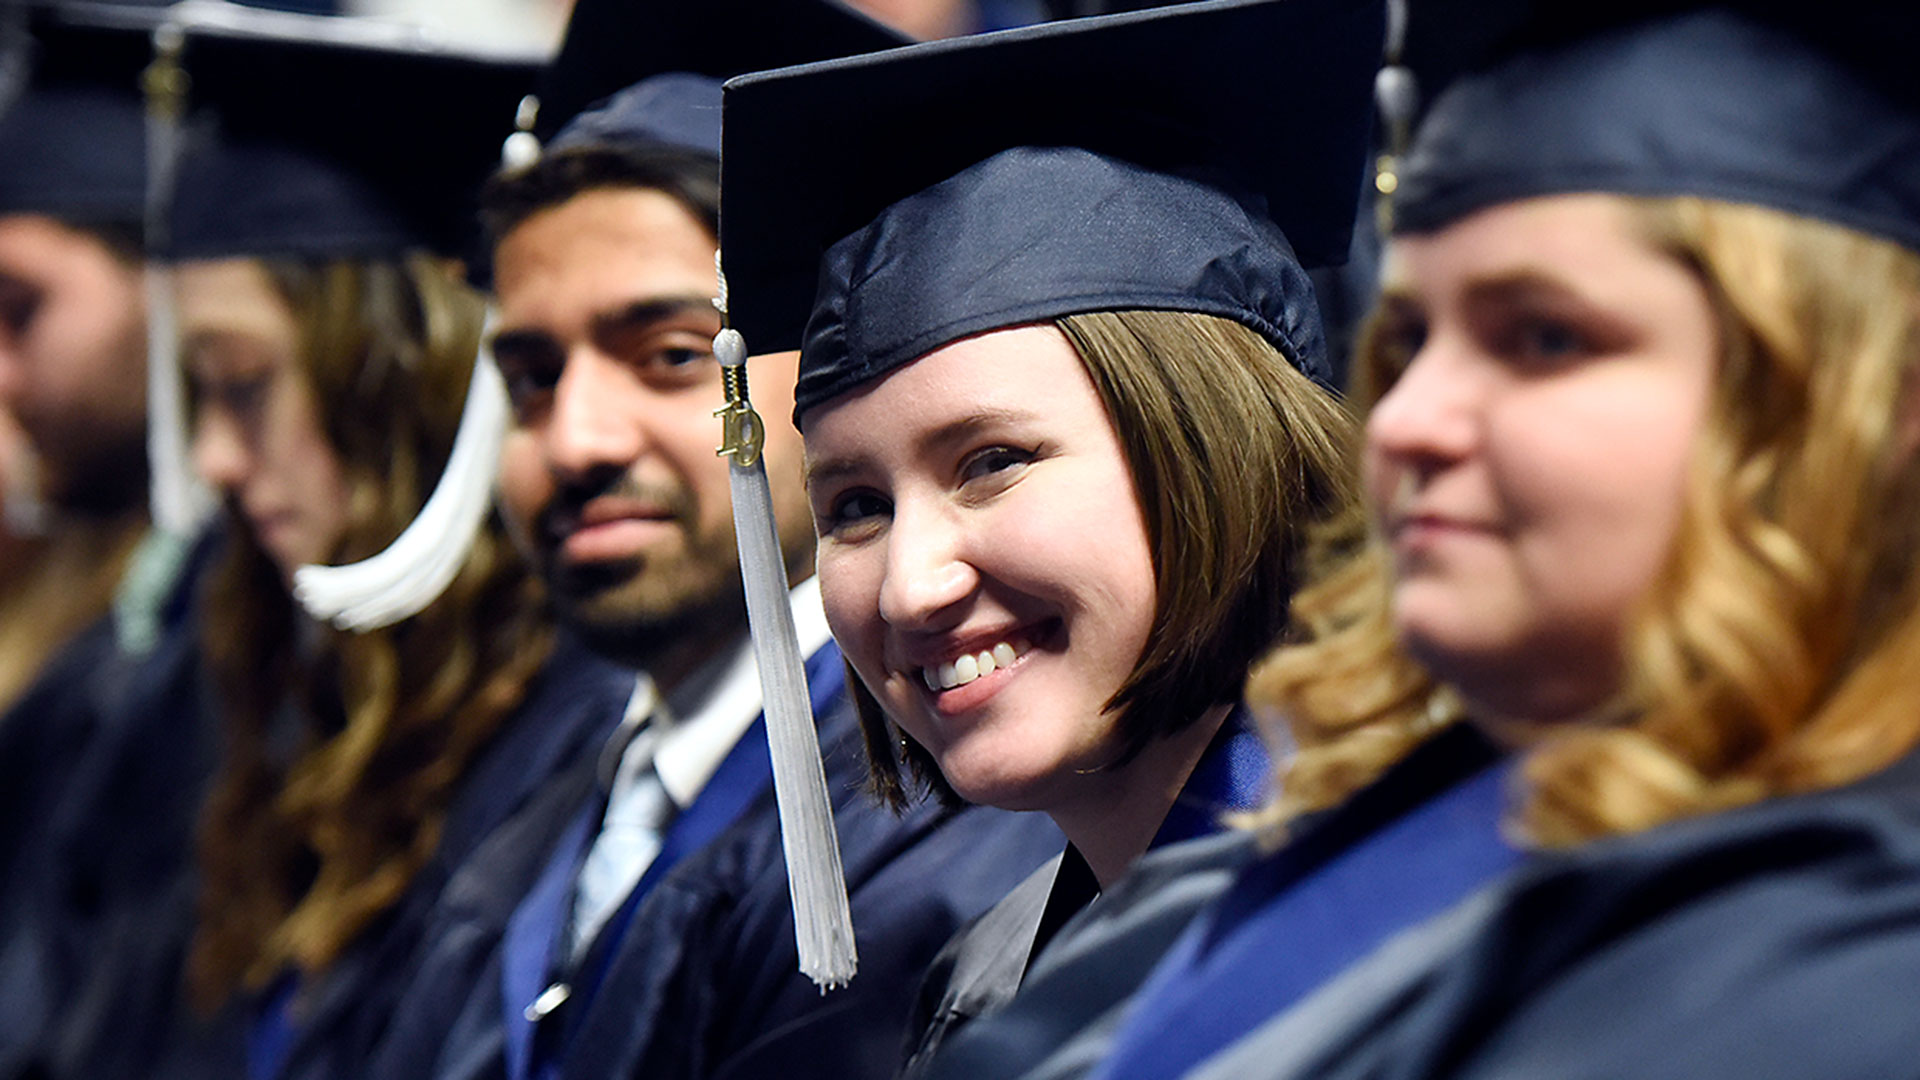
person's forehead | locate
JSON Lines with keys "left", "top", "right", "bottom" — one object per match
{"left": 0, "top": 214, "right": 131, "bottom": 290}
{"left": 495, "top": 187, "right": 718, "bottom": 316}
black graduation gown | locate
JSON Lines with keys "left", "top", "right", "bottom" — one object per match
{"left": 1172, "top": 741, "right": 1920, "bottom": 1080}
{"left": 384, "top": 671, "right": 1065, "bottom": 1080}
{"left": 0, "top": 530, "right": 226, "bottom": 1080}
{"left": 916, "top": 831, "right": 1257, "bottom": 1080}
{"left": 264, "top": 633, "right": 632, "bottom": 1080}
{"left": 902, "top": 707, "right": 1274, "bottom": 1076}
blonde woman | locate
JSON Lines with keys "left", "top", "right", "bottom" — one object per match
{"left": 1087, "top": 6, "right": 1920, "bottom": 1079}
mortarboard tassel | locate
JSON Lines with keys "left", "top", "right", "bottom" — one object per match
{"left": 115, "top": 17, "right": 214, "bottom": 657}
{"left": 1371, "top": 0, "right": 1417, "bottom": 233}
{"left": 142, "top": 20, "right": 214, "bottom": 540}
{"left": 292, "top": 325, "right": 510, "bottom": 630}
{"left": 714, "top": 258, "right": 857, "bottom": 990}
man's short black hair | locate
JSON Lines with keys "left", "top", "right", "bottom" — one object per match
{"left": 479, "top": 141, "right": 720, "bottom": 249}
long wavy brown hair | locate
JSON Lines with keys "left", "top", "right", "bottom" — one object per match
{"left": 1255, "top": 196, "right": 1920, "bottom": 848}
{"left": 186, "top": 255, "right": 554, "bottom": 1009}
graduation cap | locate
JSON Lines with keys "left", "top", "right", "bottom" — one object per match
{"left": 1392, "top": 1, "right": 1920, "bottom": 250}
{"left": 0, "top": 1, "right": 163, "bottom": 225}
{"left": 158, "top": 0, "right": 540, "bottom": 260}
{"left": 520, "top": 0, "right": 906, "bottom": 162}
{"left": 706, "top": 0, "right": 1381, "bottom": 991}
{"left": 718, "top": 0, "right": 1386, "bottom": 425}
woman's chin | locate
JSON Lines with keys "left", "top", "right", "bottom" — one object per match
{"left": 937, "top": 762, "right": 1060, "bottom": 815}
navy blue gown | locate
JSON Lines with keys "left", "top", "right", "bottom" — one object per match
{"left": 258, "top": 633, "right": 633, "bottom": 1080}
{"left": 906, "top": 709, "right": 1274, "bottom": 1080}
{"left": 372, "top": 643, "right": 1066, "bottom": 1080}
{"left": 1158, "top": 738, "right": 1920, "bottom": 1080}
{"left": 0, "top": 530, "right": 225, "bottom": 1080}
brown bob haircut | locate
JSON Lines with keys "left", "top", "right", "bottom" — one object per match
{"left": 853, "top": 307, "right": 1360, "bottom": 810}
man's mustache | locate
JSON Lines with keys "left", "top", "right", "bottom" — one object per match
{"left": 536, "top": 473, "right": 697, "bottom": 549}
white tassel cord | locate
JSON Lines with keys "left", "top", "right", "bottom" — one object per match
{"left": 143, "top": 264, "right": 213, "bottom": 537}
{"left": 716, "top": 326, "right": 858, "bottom": 989}
{"left": 142, "top": 22, "right": 214, "bottom": 539}
{"left": 292, "top": 335, "right": 510, "bottom": 631}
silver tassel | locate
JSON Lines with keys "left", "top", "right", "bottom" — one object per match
{"left": 142, "top": 20, "right": 214, "bottom": 539}
{"left": 713, "top": 261, "right": 857, "bottom": 990}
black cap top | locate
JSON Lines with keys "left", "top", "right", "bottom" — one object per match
{"left": 0, "top": 1, "right": 164, "bottom": 224}
{"left": 535, "top": 0, "right": 908, "bottom": 156}
{"left": 1395, "top": 2, "right": 1920, "bottom": 250}
{"left": 161, "top": 1, "right": 539, "bottom": 261}
{"left": 719, "top": 0, "right": 1385, "bottom": 424}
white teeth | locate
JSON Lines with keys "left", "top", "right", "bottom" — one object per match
{"left": 922, "top": 638, "right": 1028, "bottom": 692}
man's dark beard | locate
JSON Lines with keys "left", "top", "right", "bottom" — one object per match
{"left": 558, "top": 566, "right": 749, "bottom": 670}
{"left": 37, "top": 429, "right": 149, "bottom": 520}
{"left": 535, "top": 466, "right": 748, "bottom": 670}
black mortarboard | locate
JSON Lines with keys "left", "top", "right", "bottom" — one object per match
{"left": 718, "top": 0, "right": 1386, "bottom": 424}
{"left": 0, "top": 1, "right": 163, "bottom": 224}
{"left": 1394, "top": 1, "right": 1920, "bottom": 250}
{"left": 160, "top": 2, "right": 539, "bottom": 260}
{"left": 533, "top": 0, "right": 907, "bottom": 158}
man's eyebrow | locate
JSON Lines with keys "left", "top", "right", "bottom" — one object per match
{"left": 488, "top": 326, "right": 560, "bottom": 361}
{"left": 589, "top": 294, "right": 720, "bottom": 339}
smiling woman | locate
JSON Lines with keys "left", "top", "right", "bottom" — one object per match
{"left": 810, "top": 314, "right": 1351, "bottom": 877}
{"left": 1364, "top": 194, "right": 1720, "bottom": 729}
{"left": 716, "top": 0, "right": 1384, "bottom": 1073}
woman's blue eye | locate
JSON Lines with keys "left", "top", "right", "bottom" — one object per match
{"left": 961, "top": 446, "right": 1032, "bottom": 483}
{"left": 825, "top": 490, "right": 891, "bottom": 531}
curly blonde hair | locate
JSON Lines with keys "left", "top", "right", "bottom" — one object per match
{"left": 188, "top": 255, "right": 554, "bottom": 1008}
{"left": 1254, "top": 196, "right": 1920, "bottom": 848}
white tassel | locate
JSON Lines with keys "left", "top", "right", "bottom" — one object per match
{"left": 144, "top": 263, "right": 214, "bottom": 537}
{"left": 143, "top": 21, "right": 214, "bottom": 539}
{"left": 715, "top": 313, "right": 858, "bottom": 989}
{"left": 291, "top": 328, "right": 509, "bottom": 631}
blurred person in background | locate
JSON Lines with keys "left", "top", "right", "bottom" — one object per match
{"left": 0, "top": 405, "right": 130, "bottom": 713}
{"left": 116, "top": 11, "right": 638, "bottom": 1080}
{"left": 842, "top": 0, "right": 1041, "bottom": 37}
{"left": 0, "top": 3, "right": 154, "bottom": 718}
{"left": 0, "top": 7, "right": 223, "bottom": 1077}
{"left": 1076, "top": 4, "right": 1920, "bottom": 1078}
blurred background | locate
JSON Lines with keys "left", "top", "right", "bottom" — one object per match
{"left": 249, "top": 0, "right": 1137, "bottom": 51}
